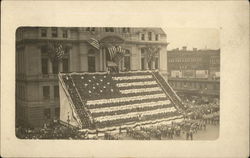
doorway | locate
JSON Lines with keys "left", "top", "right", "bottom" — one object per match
{"left": 88, "top": 56, "right": 96, "bottom": 72}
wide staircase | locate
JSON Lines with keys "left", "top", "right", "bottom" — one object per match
{"left": 151, "top": 71, "right": 185, "bottom": 110}
{"left": 60, "top": 71, "right": 184, "bottom": 131}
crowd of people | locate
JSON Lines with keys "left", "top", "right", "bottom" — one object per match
{"left": 16, "top": 122, "right": 88, "bottom": 139}
{"left": 101, "top": 101, "right": 219, "bottom": 140}
{"left": 16, "top": 100, "right": 219, "bottom": 140}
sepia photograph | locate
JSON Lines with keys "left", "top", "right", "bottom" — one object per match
{"left": 15, "top": 27, "right": 220, "bottom": 140}
{"left": 1, "top": 1, "right": 249, "bottom": 157}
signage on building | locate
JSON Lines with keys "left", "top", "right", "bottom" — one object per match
{"left": 196, "top": 70, "right": 208, "bottom": 78}
{"left": 171, "top": 70, "right": 182, "bottom": 78}
{"left": 215, "top": 72, "right": 220, "bottom": 77}
{"left": 182, "top": 70, "right": 195, "bottom": 78}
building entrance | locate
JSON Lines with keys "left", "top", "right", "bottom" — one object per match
{"left": 88, "top": 56, "right": 96, "bottom": 72}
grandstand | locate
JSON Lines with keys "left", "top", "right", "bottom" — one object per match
{"left": 58, "top": 70, "right": 184, "bottom": 132}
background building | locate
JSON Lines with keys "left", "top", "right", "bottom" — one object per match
{"left": 16, "top": 27, "right": 168, "bottom": 127}
{"left": 167, "top": 47, "right": 220, "bottom": 102}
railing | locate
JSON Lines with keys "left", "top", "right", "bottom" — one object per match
{"left": 68, "top": 75, "right": 94, "bottom": 128}
{"left": 70, "top": 75, "right": 95, "bottom": 128}
{"left": 151, "top": 72, "right": 180, "bottom": 111}
{"left": 151, "top": 71, "right": 185, "bottom": 110}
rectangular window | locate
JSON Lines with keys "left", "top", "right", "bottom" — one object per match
{"left": 155, "top": 58, "right": 159, "bottom": 69}
{"left": 41, "top": 46, "right": 47, "bottom": 56}
{"left": 41, "top": 29, "right": 47, "bottom": 37}
{"left": 62, "top": 29, "right": 68, "bottom": 38}
{"left": 54, "top": 86, "right": 59, "bottom": 98}
{"left": 141, "top": 34, "right": 145, "bottom": 40}
{"left": 55, "top": 107, "right": 60, "bottom": 119}
{"left": 43, "top": 86, "right": 50, "bottom": 99}
{"left": 122, "top": 28, "right": 126, "bottom": 33}
{"left": 155, "top": 34, "right": 159, "bottom": 41}
{"left": 86, "top": 27, "right": 90, "bottom": 31}
{"left": 52, "top": 62, "right": 59, "bottom": 74}
{"left": 51, "top": 27, "right": 58, "bottom": 37}
{"left": 141, "top": 58, "right": 145, "bottom": 70}
{"left": 91, "top": 27, "right": 95, "bottom": 31}
{"left": 148, "top": 32, "right": 152, "bottom": 41}
{"left": 42, "top": 58, "right": 48, "bottom": 74}
{"left": 124, "top": 56, "right": 131, "bottom": 70}
{"left": 44, "top": 108, "right": 51, "bottom": 119}
{"left": 105, "top": 27, "right": 114, "bottom": 32}
{"left": 62, "top": 58, "right": 69, "bottom": 72}
{"left": 122, "top": 28, "right": 130, "bottom": 33}
{"left": 141, "top": 48, "right": 145, "bottom": 55}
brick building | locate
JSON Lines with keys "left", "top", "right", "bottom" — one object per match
{"left": 167, "top": 47, "right": 220, "bottom": 101}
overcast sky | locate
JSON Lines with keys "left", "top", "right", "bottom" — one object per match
{"left": 163, "top": 28, "right": 220, "bottom": 51}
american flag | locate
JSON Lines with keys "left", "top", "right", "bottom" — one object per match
{"left": 146, "top": 47, "right": 159, "bottom": 63}
{"left": 87, "top": 38, "right": 100, "bottom": 50}
{"left": 61, "top": 71, "right": 183, "bottom": 129}
{"left": 108, "top": 46, "right": 117, "bottom": 60}
{"left": 108, "top": 46, "right": 126, "bottom": 61}
{"left": 47, "top": 41, "right": 65, "bottom": 61}
{"left": 55, "top": 43, "right": 64, "bottom": 60}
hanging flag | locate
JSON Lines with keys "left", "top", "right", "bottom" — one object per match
{"left": 114, "top": 46, "right": 126, "bottom": 62}
{"left": 47, "top": 41, "right": 65, "bottom": 62}
{"left": 55, "top": 42, "right": 65, "bottom": 60}
{"left": 108, "top": 46, "right": 116, "bottom": 61}
{"left": 87, "top": 38, "right": 100, "bottom": 50}
{"left": 146, "top": 47, "right": 159, "bottom": 63}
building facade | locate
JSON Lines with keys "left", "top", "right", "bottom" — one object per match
{"left": 16, "top": 27, "right": 168, "bottom": 127}
{"left": 167, "top": 47, "right": 220, "bottom": 100}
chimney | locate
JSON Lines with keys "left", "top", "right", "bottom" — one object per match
{"left": 193, "top": 48, "right": 197, "bottom": 51}
{"left": 182, "top": 46, "right": 187, "bottom": 51}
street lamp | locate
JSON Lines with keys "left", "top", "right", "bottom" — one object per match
{"left": 67, "top": 112, "right": 70, "bottom": 128}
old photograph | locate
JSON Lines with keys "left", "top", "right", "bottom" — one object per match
{"left": 1, "top": 1, "right": 249, "bottom": 157}
{"left": 15, "top": 27, "right": 220, "bottom": 140}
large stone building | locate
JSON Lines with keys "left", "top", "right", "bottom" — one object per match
{"left": 16, "top": 27, "right": 168, "bottom": 127}
{"left": 167, "top": 47, "right": 220, "bottom": 101}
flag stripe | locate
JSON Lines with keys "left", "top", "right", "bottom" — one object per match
{"left": 90, "top": 100, "right": 171, "bottom": 114}
{"left": 95, "top": 107, "right": 177, "bottom": 122}
{"left": 120, "top": 87, "right": 162, "bottom": 94}
{"left": 87, "top": 93, "right": 166, "bottom": 106}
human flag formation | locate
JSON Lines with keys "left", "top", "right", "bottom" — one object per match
{"left": 87, "top": 38, "right": 100, "bottom": 50}
{"left": 61, "top": 72, "right": 184, "bottom": 129}
{"left": 108, "top": 46, "right": 126, "bottom": 61}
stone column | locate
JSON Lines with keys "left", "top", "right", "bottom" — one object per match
{"left": 59, "top": 61, "right": 63, "bottom": 72}
{"left": 121, "top": 58, "right": 124, "bottom": 71}
{"left": 48, "top": 59, "right": 53, "bottom": 74}
{"left": 99, "top": 49, "right": 103, "bottom": 71}
{"left": 103, "top": 48, "right": 107, "bottom": 71}
{"left": 152, "top": 60, "right": 155, "bottom": 70}
{"left": 144, "top": 58, "right": 148, "bottom": 70}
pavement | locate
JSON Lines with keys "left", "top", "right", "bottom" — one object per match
{"left": 117, "top": 123, "right": 219, "bottom": 140}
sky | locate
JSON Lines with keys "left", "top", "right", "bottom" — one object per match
{"left": 163, "top": 28, "right": 220, "bottom": 51}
